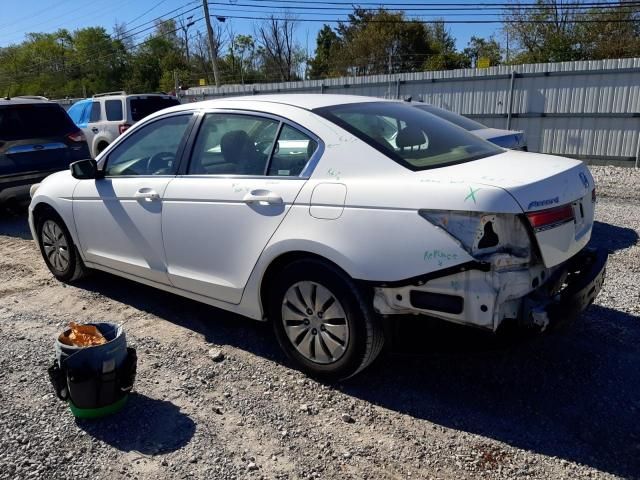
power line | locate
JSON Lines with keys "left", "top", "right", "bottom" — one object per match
{"left": 0, "top": 16, "right": 205, "bottom": 95}
{"left": 0, "top": 0, "right": 131, "bottom": 45}
{"left": 0, "top": 0, "right": 199, "bottom": 47}
{"left": 126, "top": 0, "right": 172, "bottom": 26}
{"left": 0, "top": 6, "right": 204, "bottom": 93}
{"left": 113, "top": 5, "right": 202, "bottom": 45}
{"left": 207, "top": 13, "right": 640, "bottom": 23}
{"left": 210, "top": 5, "right": 640, "bottom": 17}
{"left": 209, "top": 0, "right": 640, "bottom": 10}
{"left": 0, "top": 0, "right": 75, "bottom": 30}
{"left": 212, "top": 0, "right": 640, "bottom": 7}
{"left": 2, "top": 3, "right": 202, "bottom": 83}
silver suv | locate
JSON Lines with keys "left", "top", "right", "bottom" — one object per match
{"left": 67, "top": 92, "right": 180, "bottom": 158}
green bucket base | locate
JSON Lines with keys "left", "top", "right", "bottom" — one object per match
{"left": 69, "top": 395, "right": 128, "bottom": 419}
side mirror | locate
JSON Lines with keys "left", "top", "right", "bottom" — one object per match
{"left": 70, "top": 159, "right": 99, "bottom": 179}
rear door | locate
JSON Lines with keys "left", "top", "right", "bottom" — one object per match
{"left": 162, "top": 112, "right": 319, "bottom": 304}
{"left": 0, "top": 102, "right": 84, "bottom": 177}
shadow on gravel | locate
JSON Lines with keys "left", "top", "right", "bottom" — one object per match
{"left": 346, "top": 305, "right": 640, "bottom": 479}
{"left": 77, "top": 270, "right": 640, "bottom": 477}
{"left": 76, "top": 393, "right": 195, "bottom": 454}
{"left": 76, "top": 272, "right": 280, "bottom": 361}
{"left": 0, "top": 208, "right": 32, "bottom": 240}
{"left": 591, "top": 220, "right": 638, "bottom": 252}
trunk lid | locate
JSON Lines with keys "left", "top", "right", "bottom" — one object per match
{"left": 424, "top": 150, "right": 595, "bottom": 267}
{"left": 471, "top": 127, "right": 526, "bottom": 149}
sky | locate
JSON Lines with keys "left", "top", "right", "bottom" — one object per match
{"left": 0, "top": 0, "right": 502, "bottom": 54}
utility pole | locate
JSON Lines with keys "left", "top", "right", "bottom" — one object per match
{"left": 202, "top": 0, "right": 221, "bottom": 87}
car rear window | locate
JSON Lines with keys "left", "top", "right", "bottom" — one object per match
{"left": 129, "top": 97, "right": 180, "bottom": 122}
{"left": 0, "top": 103, "right": 77, "bottom": 140}
{"left": 413, "top": 104, "right": 487, "bottom": 131}
{"left": 314, "top": 101, "right": 502, "bottom": 171}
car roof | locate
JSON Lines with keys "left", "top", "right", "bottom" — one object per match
{"left": 72, "top": 98, "right": 93, "bottom": 105}
{"left": 92, "top": 93, "right": 177, "bottom": 100}
{"left": 174, "top": 94, "right": 397, "bottom": 112}
{"left": 0, "top": 97, "right": 54, "bottom": 106}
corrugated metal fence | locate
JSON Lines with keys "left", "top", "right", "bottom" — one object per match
{"left": 182, "top": 58, "right": 640, "bottom": 166}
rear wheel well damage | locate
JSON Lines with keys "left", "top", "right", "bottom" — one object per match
{"left": 259, "top": 251, "right": 363, "bottom": 321}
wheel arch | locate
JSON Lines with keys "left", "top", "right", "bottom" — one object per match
{"left": 32, "top": 201, "right": 63, "bottom": 229}
{"left": 258, "top": 250, "right": 360, "bottom": 321}
{"left": 95, "top": 138, "right": 110, "bottom": 155}
{"left": 30, "top": 196, "right": 85, "bottom": 263}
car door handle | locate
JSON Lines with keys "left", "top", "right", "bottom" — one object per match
{"left": 134, "top": 188, "right": 160, "bottom": 201}
{"left": 242, "top": 191, "right": 283, "bottom": 205}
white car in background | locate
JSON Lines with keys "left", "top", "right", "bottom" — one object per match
{"left": 29, "top": 94, "right": 606, "bottom": 379}
{"left": 412, "top": 103, "right": 527, "bottom": 150}
{"left": 66, "top": 92, "right": 180, "bottom": 158}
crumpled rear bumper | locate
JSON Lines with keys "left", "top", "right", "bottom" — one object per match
{"left": 523, "top": 247, "right": 607, "bottom": 330}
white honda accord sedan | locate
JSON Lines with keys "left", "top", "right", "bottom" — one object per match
{"left": 29, "top": 94, "right": 607, "bottom": 379}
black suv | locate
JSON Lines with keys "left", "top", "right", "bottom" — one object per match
{"left": 0, "top": 97, "right": 90, "bottom": 206}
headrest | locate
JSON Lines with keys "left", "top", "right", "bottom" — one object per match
{"left": 221, "top": 130, "right": 251, "bottom": 149}
{"left": 396, "top": 126, "right": 425, "bottom": 148}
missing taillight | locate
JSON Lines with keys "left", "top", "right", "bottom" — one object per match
{"left": 526, "top": 204, "right": 574, "bottom": 232}
{"left": 118, "top": 124, "right": 131, "bottom": 135}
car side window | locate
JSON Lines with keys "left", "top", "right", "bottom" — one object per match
{"left": 268, "top": 124, "right": 318, "bottom": 177}
{"left": 105, "top": 100, "right": 123, "bottom": 121}
{"left": 89, "top": 101, "right": 101, "bottom": 122}
{"left": 188, "top": 113, "right": 278, "bottom": 175}
{"left": 104, "top": 114, "right": 192, "bottom": 177}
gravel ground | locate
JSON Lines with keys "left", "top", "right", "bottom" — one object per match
{"left": 0, "top": 165, "right": 638, "bottom": 480}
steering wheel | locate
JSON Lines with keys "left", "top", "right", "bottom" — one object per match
{"left": 146, "top": 151, "right": 176, "bottom": 175}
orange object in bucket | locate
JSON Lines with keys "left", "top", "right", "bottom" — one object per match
{"left": 58, "top": 322, "right": 107, "bottom": 347}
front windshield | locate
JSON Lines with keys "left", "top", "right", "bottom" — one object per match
{"left": 314, "top": 101, "right": 502, "bottom": 171}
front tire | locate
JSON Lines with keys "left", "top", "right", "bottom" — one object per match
{"left": 36, "top": 213, "right": 87, "bottom": 282}
{"left": 269, "top": 259, "right": 384, "bottom": 380}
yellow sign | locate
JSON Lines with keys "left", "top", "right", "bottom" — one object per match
{"left": 477, "top": 57, "right": 491, "bottom": 69}
{"left": 199, "top": 78, "right": 206, "bottom": 86}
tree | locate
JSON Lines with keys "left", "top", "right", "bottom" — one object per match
{"left": 113, "top": 21, "right": 134, "bottom": 51}
{"left": 331, "top": 9, "right": 437, "bottom": 76}
{"left": 422, "top": 22, "right": 470, "bottom": 70}
{"left": 463, "top": 36, "right": 502, "bottom": 67}
{"left": 233, "top": 34, "right": 257, "bottom": 83}
{"left": 308, "top": 25, "right": 339, "bottom": 79}
{"left": 255, "top": 15, "right": 305, "bottom": 81}
{"left": 576, "top": 3, "right": 640, "bottom": 59}
{"left": 504, "top": 0, "right": 584, "bottom": 63}
{"left": 71, "top": 27, "right": 128, "bottom": 95}
{"left": 504, "top": 0, "right": 640, "bottom": 63}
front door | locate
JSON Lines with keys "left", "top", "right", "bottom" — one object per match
{"left": 162, "top": 113, "right": 319, "bottom": 304}
{"left": 73, "top": 113, "right": 193, "bottom": 284}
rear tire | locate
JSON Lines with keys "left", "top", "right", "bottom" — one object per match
{"left": 269, "top": 259, "right": 384, "bottom": 380}
{"left": 36, "top": 212, "right": 88, "bottom": 282}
